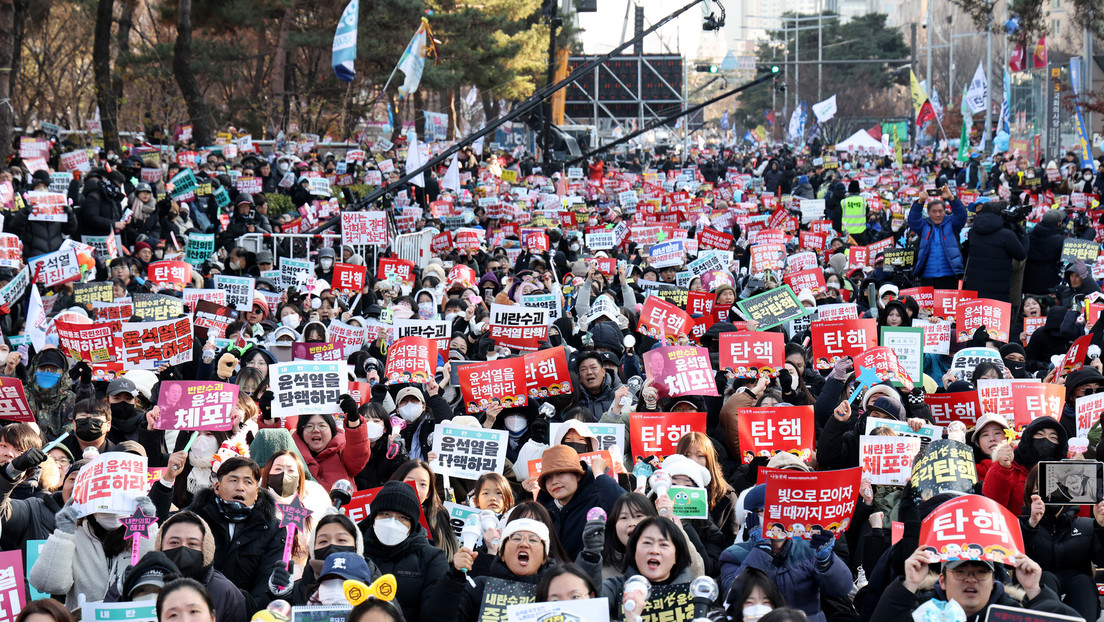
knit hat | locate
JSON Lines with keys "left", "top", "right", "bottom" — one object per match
{"left": 537, "top": 445, "right": 585, "bottom": 488}
{"left": 766, "top": 451, "right": 812, "bottom": 472}
{"left": 590, "top": 321, "right": 625, "bottom": 357}
{"left": 134, "top": 241, "right": 152, "bottom": 254}
{"left": 743, "top": 484, "right": 767, "bottom": 512}
{"left": 249, "top": 429, "right": 313, "bottom": 481}
{"left": 500, "top": 518, "right": 551, "bottom": 555}
{"left": 251, "top": 293, "right": 269, "bottom": 318}
{"left": 371, "top": 481, "right": 422, "bottom": 523}
{"left": 659, "top": 454, "right": 711, "bottom": 487}
{"left": 998, "top": 343, "right": 1026, "bottom": 360}
{"left": 1042, "top": 209, "right": 1066, "bottom": 227}
{"left": 1064, "top": 368, "right": 1103, "bottom": 396}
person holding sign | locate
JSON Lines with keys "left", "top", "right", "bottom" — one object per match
{"left": 11, "top": 172, "right": 78, "bottom": 261}
{"left": 291, "top": 394, "right": 370, "bottom": 490}
{"left": 984, "top": 418, "right": 1068, "bottom": 515}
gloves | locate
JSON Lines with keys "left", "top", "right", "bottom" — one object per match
{"left": 339, "top": 394, "right": 359, "bottom": 422}
{"left": 258, "top": 391, "right": 274, "bottom": 418}
{"left": 830, "top": 357, "right": 853, "bottom": 381}
{"left": 745, "top": 510, "right": 760, "bottom": 532}
{"left": 268, "top": 561, "right": 293, "bottom": 597}
{"left": 529, "top": 416, "right": 550, "bottom": 445}
{"left": 749, "top": 526, "right": 772, "bottom": 554}
{"left": 810, "top": 531, "right": 834, "bottom": 563}
{"left": 216, "top": 353, "right": 238, "bottom": 380}
{"left": 55, "top": 504, "right": 79, "bottom": 534}
{"left": 11, "top": 448, "right": 46, "bottom": 473}
{"left": 69, "top": 362, "right": 92, "bottom": 384}
{"left": 581, "top": 518, "right": 605, "bottom": 555}
{"left": 135, "top": 495, "right": 156, "bottom": 519}
{"left": 778, "top": 369, "right": 793, "bottom": 394}
{"left": 370, "top": 382, "right": 389, "bottom": 404}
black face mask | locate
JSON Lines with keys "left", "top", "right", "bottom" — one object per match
{"left": 214, "top": 496, "right": 252, "bottom": 522}
{"left": 1003, "top": 359, "right": 1026, "bottom": 373}
{"left": 74, "top": 418, "right": 105, "bottom": 442}
{"left": 267, "top": 472, "right": 300, "bottom": 497}
{"left": 1032, "top": 437, "right": 1062, "bottom": 461}
{"left": 563, "top": 441, "right": 589, "bottom": 454}
{"left": 110, "top": 402, "right": 141, "bottom": 432}
{"left": 313, "top": 544, "right": 356, "bottom": 562}
{"left": 163, "top": 546, "right": 206, "bottom": 581}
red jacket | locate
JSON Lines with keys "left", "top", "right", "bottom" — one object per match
{"left": 981, "top": 460, "right": 1028, "bottom": 514}
{"left": 293, "top": 424, "right": 371, "bottom": 490}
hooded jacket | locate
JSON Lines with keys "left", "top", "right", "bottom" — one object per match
{"left": 0, "top": 457, "right": 60, "bottom": 551}
{"left": 80, "top": 179, "right": 123, "bottom": 235}
{"left": 292, "top": 422, "right": 371, "bottom": 490}
{"left": 358, "top": 512, "right": 448, "bottom": 622}
{"left": 1020, "top": 505, "right": 1104, "bottom": 578}
{"left": 983, "top": 417, "right": 1068, "bottom": 514}
{"left": 1022, "top": 220, "right": 1066, "bottom": 295}
{"left": 1024, "top": 306, "right": 1080, "bottom": 367}
{"left": 962, "top": 211, "right": 1028, "bottom": 302}
{"left": 536, "top": 466, "right": 625, "bottom": 558}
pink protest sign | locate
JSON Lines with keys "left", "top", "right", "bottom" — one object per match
{"left": 121, "top": 505, "right": 158, "bottom": 565}
{"left": 156, "top": 381, "right": 239, "bottom": 431}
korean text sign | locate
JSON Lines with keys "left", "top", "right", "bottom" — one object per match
{"left": 384, "top": 336, "right": 438, "bottom": 383}
{"left": 629, "top": 411, "right": 706, "bottom": 457}
{"left": 458, "top": 358, "right": 528, "bottom": 413}
{"left": 642, "top": 346, "right": 718, "bottom": 399}
{"left": 737, "top": 405, "right": 814, "bottom": 463}
{"left": 432, "top": 424, "right": 508, "bottom": 480}
{"left": 522, "top": 346, "right": 573, "bottom": 397}
{"left": 956, "top": 299, "right": 1012, "bottom": 343}
{"left": 271, "top": 362, "right": 349, "bottom": 417}
{"left": 919, "top": 494, "right": 1024, "bottom": 565}
{"left": 637, "top": 296, "right": 691, "bottom": 341}
{"left": 763, "top": 467, "right": 861, "bottom": 538}
{"left": 734, "top": 285, "right": 809, "bottom": 330}
{"left": 120, "top": 317, "right": 193, "bottom": 370}
{"left": 977, "top": 379, "right": 1064, "bottom": 428}
{"left": 71, "top": 452, "right": 148, "bottom": 517}
{"left": 811, "top": 319, "right": 878, "bottom": 370}
{"left": 0, "top": 378, "right": 35, "bottom": 422}
{"left": 55, "top": 319, "right": 117, "bottom": 363}
{"left": 489, "top": 303, "right": 549, "bottom": 352}
{"left": 0, "top": 550, "right": 26, "bottom": 622}
{"left": 719, "top": 331, "right": 784, "bottom": 378}
{"left": 909, "top": 439, "right": 978, "bottom": 500}
{"left": 395, "top": 319, "right": 452, "bottom": 352}
{"left": 859, "top": 436, "right": 922, "bottom": 486}
{"left": 156, "top": 381, "right": 239, "bottom": 431}
{"left": 926, "top": 391, "right": 982, "bottom": 427}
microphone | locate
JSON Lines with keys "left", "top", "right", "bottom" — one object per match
{"left": 690, "top": 576, "right": 719, "bottom": 621}
{"left": 650, "top": 470, "right": 672, "bottom": 515}
{"left": 623, "top": 575, "right": 651, "bottom": 615}
{"left": 627, "top": 376, "right": 644, "bottom": 395}
{"left": 460, "top": 515, "right": 481, "bottom": 550}
{"left": 479, "top": 510, "right": 501, "bottom": 551}
{"left": 329, "top": 479, "right": 354, "bottom": 509}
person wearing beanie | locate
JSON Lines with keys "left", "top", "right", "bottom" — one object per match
{"left": 998, "top": 343, "right": 1029, "bottom": 379}
{"left": 658, "top": 453, "right": 730, "bottom": 576}
{"left": 1023, "top": 209, "right": 1067, "bottom": 296}
{"left": 536, "top": 444, "right": 625, "bottom": 559}
{"left": 1056, "top": 367, "right": 1103, "bottom": 442}
{"left": 284, "top": 512, "right": 374, "bottom": 606}
{"left": 357, "top": 480, "right": 447, "bottom": 622}
{"left": 818, "top": 384, "right": 923, "bottom": 472}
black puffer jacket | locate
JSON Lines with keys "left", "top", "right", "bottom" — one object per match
{"left": 872, "top": 576, "right": 1079, "bottom": 622}
{"left": 0, "top": 460, "right": 59, "bottom": 551}
{"left": 962, "top": 211, "right": 1028, "bottom": 302}
{"left": 1022, "top": 221, "right": 1065, "bottom": 296}
{"left": 9, "top": 200, "right": 78, "bottom": 259}
{"left": 575, "top": 372, "right": 622, "bottom": 420}
{"left": 425, "top": 557, "right": 547, "bottom": 622}
{"left": 79, "top": 179, "right": 122, "bottom": 235}
{"left": 185, "top": 487, "right": 286, "bottom": 610}
{"left": 1020, "top": 507, "right": 1104, "bottom": 576}
{"left": 358, "top": 513, "right": 448, "bottom": 622}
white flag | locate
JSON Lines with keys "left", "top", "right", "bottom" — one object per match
{"left": 465, "top": 87, "right": 479, "bottom": 107}
{"left": 28, "top": 284, "right": 46, "bottom": 352}
{"left": 397, "top": 23, "right": 429, "bottom": 97}
{"left": 441, "top": 155, "right": 461, "bottom": 192}
{"left": 405, "top": 131, "right": 425, "bottom": 188}
{"left": 965, "top": 62, "right": 988, "bottom": 114}
{"left": 811, "top": 95, "right": 837, "bottom": 122}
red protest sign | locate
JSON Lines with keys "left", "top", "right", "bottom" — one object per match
{"left": 956, "top": 299, "right": 1012, "bottom": 343}
{"left": 55, "top": 320, "right": 117, "bottom": 363}
{"left": 811, "top": 319, "right": 878, "bottom": 371}
{"left": 638, "top": 296, "right": 692, "bottom": 341}
{"left": 0, "top": 550, "right": 27, "bottom": 617}
{"left": 799, "top": 230, "right": 827, "bottom": 251}
{"left": 933, "top": 289, "right": 976, "bottom": 319}
{"left": 737, "top": 405, "right": 814, "bottom": 463}
{"left": 525, "top": 232, "right": 549, "bottom": 253}
{"left": 853, "top": 346, "right": 913, "bottom": 390}
{"left": 377, "top": 258, "right": 416, "bottom": 285}
{"left": 447, "top": 264, "right": 477, "bottom": 289}
{"left": 719, "top": 331, "right": 785, "bottom": 378}
{"left": 458, "top": 357, "right": 528, "bottom": 413}
{"left": 341, "top": 482, "right": 431, "bottom": 536}
{"left": 783, "top": 268, "right": 826, "bottom": 294}
{"left": 156, "top": 381, "right": 239, "bottom": 431}
{"left": 332, "top": 262, "right": 368, "bottom": 296}
{"left": 926, "top": 391, "right": 982, "bottom": 427}
{"left": 1060, "top": 334, "right": 1094, "bottom": 376}
{"left": 120, "top": 317, "right": 193, "bottom": 370}
{"left": 384, "top": 336, "right": 438, "bottom": 383}
{"left": 919, "top": 494, "right": 1024, "bottom": 565}
{"left": 148, "top": 261, "right": 193, "bottom": 292}
{"left": 899, "top": 287, "right": 934, "bottom": 315}
{"left": 642, "top": 346, "right": 718, "bottom": 398}
{"left": 750, "top": 243, "right": 786, "bottom": 273}
{"left": 978, "top": 380, "right": 1065, "bottom": 428}
{"left": 455, "top": 228, "right": 484, "bottom": 253}
{"left": 522, "top": 346, "right": 573, "bottom": 398}
{"left": 630, "top": 411, "right": 706, "bottom": 458}
{"left": 431, "top": 230, "right": 453, "bottom": 255}
{"left": 686, "top": 291, "right": 715, "bottom": 316}
{"left": 0, "top": 377, "right": 36, "bottom": 422}
{"left": 763, "top": 467, "right": 861, "bottom": 537}
{"left": 698, "top": 227, "right": 734, "bottom": 250}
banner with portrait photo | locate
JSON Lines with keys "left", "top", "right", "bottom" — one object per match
{"left": 642, "top": 346, "right": 717, "bottom": 398}
{"left": 156, "top": 381, "right": 239, "bottom": 431}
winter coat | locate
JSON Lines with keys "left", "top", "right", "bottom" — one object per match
{"left": 871, "top": 576, "right": 1079, "bottom": 622}
{"left": 185, "top": 487, "right": 286, "bottom": 610}
{"left": 577, "top": 372, "right": 623, "bottom": 421}
{"left": 354, "top": 436, "right": 408, "bottom": 491}
{"left": 1020, "top": 507, "right": 1104, "bottom": 576}
{"left": 79, "top": 180, "right": 122, "bottom": 235}
{"left": 718, "top": 538, "right": 853, "bottom": 622}
{"left": 293, "top": 424, "right": 371, "bottom": 490}
{"left": 29, "top": 519, "right": 156, "bottom": 610}
{"left": 9, "top": 200, "right": 78, "bottom": 259}
{"left": 908, "top": 198, "right": 967, "bottom": 278}
{"left": 602, "top": 566, "right": 695, "bottom": 621}
{"left": 425, "top": 557, "right": 562, "bottom": 622}
{"left": 962, "top": 212, "right": 1028, "bottom": 302}
{"left": 1024, "top": 306, "right": 1080, "bottom": 366}
{"left": 537, "top": 466, "right": 626, "bottom": 558}
{"left": 983, "top": 418, "right": 1068, "bottom": 514}
{"left": 1022, "top": 221, "right": 1066, "bottom": 295}
{"left": 358, "top": 513, "right": 449, "bottom": 622}
{"left": 25, "top": 350, "right": 84, "bottom": 440}
{"left": 0, "top": 461, "right": 59, "bottom": 551}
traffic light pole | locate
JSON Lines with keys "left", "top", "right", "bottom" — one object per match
{"left": 311, "top": 0, "right": 717, "bottom": 233}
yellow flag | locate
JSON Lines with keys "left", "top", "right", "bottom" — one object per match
{"left": 909, "top": 70, "right": 929, "bottom": 116}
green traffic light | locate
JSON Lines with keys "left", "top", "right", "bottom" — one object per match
{"left": 710, "top": 65, "right": 719, "bottom": 73}
{"left": 771, "top": 65, "right": 779, "bottom": 73}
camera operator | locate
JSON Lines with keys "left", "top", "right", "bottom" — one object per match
{"left": 963, "top": 200, "right": 1028, "bottom": 304}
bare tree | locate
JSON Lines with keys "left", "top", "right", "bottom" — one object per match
{"left": 0, "top": 0, "right": 13, "bottom": 162}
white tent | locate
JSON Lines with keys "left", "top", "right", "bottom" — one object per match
{"left": 835, "top": 129, "right": 889, "bottom": 156}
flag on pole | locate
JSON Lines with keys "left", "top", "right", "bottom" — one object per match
{"left": 331, "top": 0, "right": 359, "bottom": 82}
{"left": 786, "top": 103, "right": 805, "bottom": 142}
{"left": 764, "top": 110, "right": 777, "bottom": 126}
{"left": 909, "top": 70, "right": 936, "bottom": 127}
{"left": 811, "top": 95, "right": 836, "bottom": 122}
{"left": 721, "top": 110, "right": 730, "bottom": 131}
{"left": 998, "top": 69, "right": 1011, "bottom": 134}
{"left": 958, "top": 84, "right": 972, "bottom": 162}
{"left": 405, "top": 131, "right": 425, "bottom": 188}
{"left": 743, "top": 130, "right": 755, "bottom": 143}
{"left": 1009, "top": 39, "right": 1025, "bottom": 72}
{"left": 931, "top": 86, "right": 944, "bottom": 119}
{"left": 965, "top": 62, "right": 988, "bottom": 114}
{"left": 397, "top": 18, "right": 438, "bottom": 97}
{"left": 1032, "top": 36, "right": 1047, "bottom": 69}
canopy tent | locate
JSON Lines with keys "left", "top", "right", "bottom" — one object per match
{"left": 835, "top": 129, "right": 889, "bottom": 156}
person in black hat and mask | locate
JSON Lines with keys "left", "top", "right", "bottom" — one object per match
{"left": 998, "top": 343, "right": 1031, "bottom": 379}
{"left": 61, "top": 398, "right": 120, "bottom": 458}
{"left": 104, "top": 377, "right": 147, "bottom": 445}
{"left": 1058, "top": 367, "right": 1104, "bottom": 439}
{"left": 984, "top": 417, "right": 1068, "bottom": 514}
{"left": 25, "top": 348, "right": 81, "bottom": 440}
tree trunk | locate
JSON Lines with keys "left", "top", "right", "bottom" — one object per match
{"left": 10, "top": 0, "right": 25, "bottom": 123}
{"left": 271, "top": 0, "right": 297, "bottom": 135}
{"left": 93, "top": 0, "right": 119, "bottom": 151}
{"left": 172, "top": 0, "right": 210, "bottom": 146}
{"left": 413, "top": 90, "right": 425, "bottom": 139}
{"left": 0, "top": 0, "right": 12, "bottom": 163}
{"left": 111, "top": 0, "right": 135, "bottom": 132}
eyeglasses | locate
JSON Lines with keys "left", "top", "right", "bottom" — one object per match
{"left": 508, "top": 534, "right": 543, "bottom": 547}
{"left": 302, "top": 423, "right": 329, "bottom": 433}
{"left": 947, "top": 566, "right": 993, "bottom": 581}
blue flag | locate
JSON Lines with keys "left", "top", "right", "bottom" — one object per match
{"left": 721, "top": 110, "right": 730, "bottom": 131}
{"left": 332, "top": 0, "right": 359, "bottom": 82}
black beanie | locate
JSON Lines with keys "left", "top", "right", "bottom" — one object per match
{"left": 372, "top": 481, "right": 421, "bottom": 523}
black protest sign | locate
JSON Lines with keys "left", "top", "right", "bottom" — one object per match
{"left": 73, "top": 282, "right": 114, "bottom": 307}
{"left": 132, "top": 293, "right": 184, "bottom": 322}
{"left": 1061, "top": 238, "right": 1099, "bottom": 263}
{"left": 909, "top": 439, "right": 978, "bottom": 503}
{"left": 477, "top": 577, "right": 535, "bottom": 622}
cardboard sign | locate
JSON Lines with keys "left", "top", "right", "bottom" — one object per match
{"left": 956, "top": 299, "right": 1012, "bottom": 342}
{"left": 718, "top": 331, "right": 785, "bottom": 378}
{"left": 331, "top": 263, "right": 367, "bottom": 296}
{"left": 192, "top": 299, "right": 236, "bottom": 343}
{"left": 213, "top": 275, "right": 255, "bottom": 312}
{"left": 948, "top": 347, "right": 1003, "bottom": 382}
{"left": 910, "top": 439, "right": 978, "bottom": 501}
{"left": 132, "top": 293, "right": 184, "bottom": 322}
{"left": 341, "top": 211, "right": 389, "bottom": 246}
{"left": 395, "top": 319, "right": 451, "bottom": 353}
{"left": 749, "top": 243, "right": 786, "bottom": 272}
{"left": 71, "top": 452, "right": 148, "bottom": 517}
{"left": 432, "top": 424, "right": 508, "bottom": 480}
{"left": 457, "top": 357, "right": 528, "bottom": 413}
{"left": 148, "top": 261, "right": 193, "bottom": 292}
{"left": 629, "top": 411, "right": 706, "bottom": 458}
{"left": 977, "top": 379, "right": 1064, "bottom": 428}
{"left": 919, "top": 494, "right": 1024, "bottom": 565}
{"left": 1074, "top": 391, "right": 1104, "bottom": 439}
{"left": 737, "top": 405, "right": 814, "bottom": 463}
{"left": 0, "top": 234, "right": 20, "bottom": 269}
{"left": 880, "top": 327, "right": 924, "bottom": 384}
{"left": 734, "top": 285, "right": 809, "bottom": 330}
{"left": 521, "top": 346, "right": 573, "bottom": 397}
{"left": 25, "top": 191, "right": 67, "bottom": 222}
{"left": 811, "top": 319, "right": 878, "bottom": 370}
{"left": 0, "top": 378, "right": 36, "bottom": 422}
{"left": 183, "top": 288, "right": 226, "bottom": 312}
{"left": 156, "top": 381, "right": 239, "bottom": 431}
{"left": 642, "top": 346, "right": 717, "bottom": 398}
{"left": 853, "top": 346, "right": 914, "bottom": 390}
{"left": 816, "top": 303, "right": 858, "bottom": 321}
{"left": 271, "top": 362, "right": 349, "bottom": 418}
{"left": 383, "top": 336, "right": 437, "bottom": 383}
{"left": 926, "top": 391, "right": 983, "bottom": 427}
{"left": 377, "top": 257, "right": 416, "bottom": 285}
{"left": 55, "top": 319, "right": 117, "bottom": 363}
{"left": 477, "top": 578, "right": 536, "bottom": 622}
{"left": 763, "top": 467, "right": 861, "bottom": 537}
{"left": 29, "top": 249, "right": 80, "bottom": 287}
{"left": 1060, "top": 333, "right": 1094, "bottom": 376}
{"left": 120, "top": 317, "right": 193, "bottom": 370}
{"left": 860, "top": 436, "right": 923, "bottom": 485}
{"left": 489, "top": 303, "right": 549, "bottom": 352}
{"left": 637, "top": 296, "right": 692, "bottom": 341}
{"left": 698, "top": 227, "right": 734, "bottom": 250}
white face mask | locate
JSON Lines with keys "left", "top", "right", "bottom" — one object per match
{"left": 320, "top": 258, "right": 334, "bottom": 270}
{"left": 504, "top": 415, "right": 528, "bottom": 433}
{"left": 282, "top": 315, "right": 301, "bottom": 330}
{"left": 373, "top": 517, "right": 410, "bottom": 546}
{"left": 132, "top": 594, "right": 159, "bottom": 602}
{"left": 398, "top": 403, "right": 423, "bottom": 423}
{"left": 445, "top": 312, "right": 459, "bottom": 323}
{"left": 317, "top": 579, "right": 347, "bottom": 605}
{"left": 95, "top": 514, "right": 123, "bottom": 530}
{"left": 743, "top": 605, "right": 772, "bottom": 622}
{"left": 364, "top": 421, "right": 386, "bottom": 442}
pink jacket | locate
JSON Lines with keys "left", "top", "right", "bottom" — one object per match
{"left": 294, "top": 424, "right": 371, "bottom": 490}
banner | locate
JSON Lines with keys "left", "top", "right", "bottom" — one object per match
{"left": 341, "top": 211, "right": 388, "bottom": 246}
{"left": 395, "top": 319, "right": 451, "bottom": 352}
{"left": 642, "top": 346, "right": 717, "bottom": 398}
{"left": 185, "top": 233, "right": 216, "bottom": 266}
{"left": 192, "top": 299, "right": 235, "bottom": 343}
{"left": 489, "top": 303, "right": 549, "bottom": 352}
{"left": 156, "top": 381, "right": 239, "bottom": 431}
{"left": 1074, "top": 391, "right": 1104, "bottom": 439}
{"left": 0, "top": 378, "right": 36, "bottom": 422}
{"left": 909, "top": 439, "right": 978, "bottom": 501}
{"left": 331, "top": 263, "right": 367, "bottom": 296}
{"left": 55, "top": 319, "right": 117, "bottom": 363}
{"left": 965, "top": 62, "right": 988, "bottom": 114}
{"left": 326, "top": 319, "right": 367, "bottom": 349}
{"left": 919, "top": 494, "right": 1023, "bottom": 565}
{"left": 719, "top": 331, "right": 784, "bottom": 378}
{"left": 213, "top": 275, "right": 255, "bottom": 312}
{"left": 120, "top": 317, "right": 193, "bottom": 370}
{"left": 25, "top": 191, "right": 67, "bottom": 222}
{"left": 432, "top": 424, "right": 508, "bottom": 480}
{"left": 977, "top": 379, "right": 1064, "bottom": 428}
{"left": 860, "top": 436, "right": 923, "bottom": 485}
{"left": 521, "top": 346, "right": 573, "bottom": 397}
{"left": 0, "top": 550, "right": 26, "bottom": 622}
{"left": 853, "top": 346, "right": 913, "bottom": 390}
{"left": 637, "top": 296, "right": 691, "bottom": 341}
{"left": 383, "top": 336, "right": 437, "bottom": 383}
{"left": 811, "top": 319, "right": 878, "bottom": 370}
{"left": 629, "top": 411, "right": 706, "bottom": 458}
{"left": 926, "top": 391, "right": 982, "bottom": 427}
{"left": 0, "top": 234, "right": 20, "bottom": 269}
{"left": 737, "top": 405, "right": 814, "bottom": 463}
{"left": 457, "top": 358, "right": 528, "bottom": 413}
{"left": 29, "top": 249, "right": 80, "bottom": 287}
{"left": 812, "top": 95, "right": 837, "bottom": 122}
{"left": 271, "top": 362, "right": 349, "bottom": 418}
{"left": 763, "top": 467, "right": 861, "bottom": 537}
{"left": 734, "top": 286, "right": 809, "bottom": 330}
{"left": 71, "top": 452, "right": 148, "bottom": 517}
{"left": 956, "top": 298, "right": 1011, "bottom": 342}
{"left": 148, "top": 261, "right": 193, "bottom": 292}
